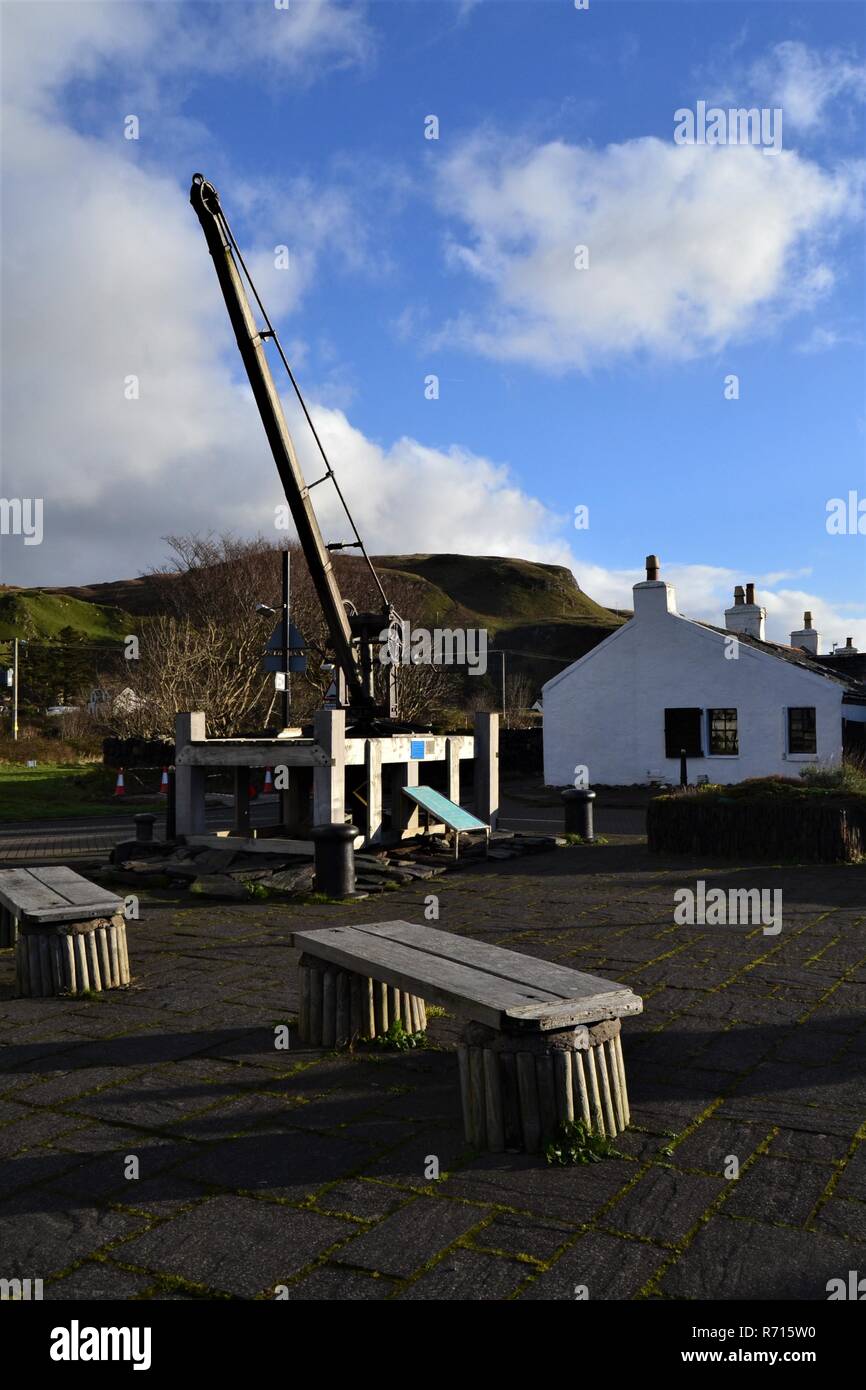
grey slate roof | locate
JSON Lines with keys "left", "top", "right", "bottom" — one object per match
{"left": 695, "top": 622, "right": 866, "bottom": 694}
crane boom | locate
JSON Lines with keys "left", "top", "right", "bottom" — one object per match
{"left": 189, "top": 172, "right": 379, "bottom": 715}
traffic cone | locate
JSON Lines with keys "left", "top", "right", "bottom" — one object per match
{"left": 263, "top": 766, "right": 274, "bottom": 795}
{"left": 159, "top": 766, "right": 169, "bottom": 796}
{"left": 113, "top": 768, "right": 125, "bottom": 797}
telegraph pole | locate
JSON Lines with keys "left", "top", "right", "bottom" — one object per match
{"left": 281, "top": 549, "right": 291, "bottom": 730}
{"left": 12, "top": 638, "right": 18, "bottom": 741}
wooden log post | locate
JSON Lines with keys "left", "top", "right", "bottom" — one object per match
{"left": 459, "top": 1018, "right": 631, "bottom": 1153}
{"left": 0, "top": 905, "right": 17, "bottom": 949}
{"left": 15, "top": 916, "right": 132, "bottom": 998}
{"left": 295, "top": 954, "right": 428, "bottom": 1046}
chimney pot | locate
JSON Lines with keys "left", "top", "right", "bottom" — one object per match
{"left": 745, "top": 582, "right": 756, "bottom": 605}
{"left": 804, "top": 611, "right": 812, "bottom": 629}
{"left": 645, "top": 554, "right": 660, "bottom": 582}
{"left": 733, "top": 585, "right": 745, "bottom": 606}
{"left": 846, "top": 637, "right": 854, "bottom": 649}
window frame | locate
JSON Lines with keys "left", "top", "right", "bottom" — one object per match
{"left": 707, "top": 707, "right": 739, "bottom": 757}
{"left": 787, "top": 706, "right": 817, "bottom": 757}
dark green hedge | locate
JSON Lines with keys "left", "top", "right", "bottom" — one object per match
{"left": 647, "top": 790, "right": 866, "bottom": 863}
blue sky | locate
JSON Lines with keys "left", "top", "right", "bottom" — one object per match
{"left": 1, "top": 0, "right": 864, "bottom": 647}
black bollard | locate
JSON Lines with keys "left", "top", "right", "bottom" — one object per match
{"left": 679, "top": 749, "right": 688, "bottom": 788}
{"left": 134, "top": 813, "right": 156, "bottom": 844}
{"left": 311, "top": 822, "right": 359, "bottom": 898}
{"left": 561, "top": 787, "right": 596, "bottom": 841}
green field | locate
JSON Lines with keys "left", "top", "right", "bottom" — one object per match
{"left": 0, "top": 764, "right": 140, "bottom": 821}
{"left": 0, "top": 589, "right": 133, "bottom": 642}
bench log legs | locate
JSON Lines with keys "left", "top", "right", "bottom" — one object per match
{"left": 298, "top": 954, "right": 427, "bottom": 1047}
{"left": 0, "top": 905, "right": 17, "bottom": 949}
{"left": 295, "top": 957, "right": 631, "bottom": 1155}
{"left": 458, "top": 1019, "right": 630, "bottom": 1153}
{"left": 15, "top": 915, "right": 131, "bottom": 998}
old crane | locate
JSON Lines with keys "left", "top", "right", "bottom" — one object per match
{"left": 189, "top": 172, "right": 403, "bottom": 730}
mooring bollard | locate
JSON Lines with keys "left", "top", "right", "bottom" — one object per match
{"left": 561, "top": 787, "right": 596, "bottom": 841}
{"left": 311, "top": 822, "right": 359, "bottom": 898}
{"left": 134, "top": 813, "right": 157, "bottom": 844}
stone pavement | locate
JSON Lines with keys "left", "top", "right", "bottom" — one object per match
{"left": 0, "top": 837, "right": 864, "bottom": 1301}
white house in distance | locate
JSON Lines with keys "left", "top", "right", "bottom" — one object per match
{"left": 543, "top": 556, "right": 866, "bottom": 787}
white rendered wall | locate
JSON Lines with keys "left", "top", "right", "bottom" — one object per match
{"left": 542, "top": 605, "right": 846, "bottom": 787}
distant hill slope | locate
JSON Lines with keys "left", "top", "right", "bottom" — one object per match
{"left": 5, "top": 554, "right": 624, "bottom": 694}
{"left": 373, "top": 554, "right": 624, "bottom": 690}
{"left": 0, "top": 589, "right": 133, "bottom": 643}
{"left": 373, "top": 554, "right": 615, "bottom": 627}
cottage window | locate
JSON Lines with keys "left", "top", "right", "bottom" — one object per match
{"left": 788, "top": 707, "right": 816, "bottom": 755}
{"left": 664, "top": 708, "right": 703, "bottom": 758}
{"left": 708, "top": 708, "right": 738, "bottom": 756}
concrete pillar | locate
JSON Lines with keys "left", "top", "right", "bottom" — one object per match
{"left": 446, "top": 736, "right": 461, "bottom": 804}
{"left": 390, "top": 757, "right": 420, "bottom": 838}
{"left": 474, "top": 711, "right": 499, "bottom": 830}
{"left": 313, "top": 708, "right": 345, "bottom": 827}
{"left": 175, "top": 712, "right": 207, "bottom": 836}
{"left": 365, "top": 739, "right": 383, "bottom": 844}
{"left": 280, "top": 770, "right": 311, "bottom": 836}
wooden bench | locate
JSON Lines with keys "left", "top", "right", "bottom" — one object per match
{"left": 0, "top": 867, "right": 130, "bottom": 998}
{"left": 291, "top": 920, "right": 642, "bottom": 1154}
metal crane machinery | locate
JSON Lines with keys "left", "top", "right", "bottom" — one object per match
{"left": 189, "top": 171, "right": 405, "bottom": 733}
{"left": 178, "top": 173, "right": 497, "bottom": 847}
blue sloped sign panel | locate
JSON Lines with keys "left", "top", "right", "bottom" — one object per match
{"left": 402, "top": 785, "right": 488, "bottom": 833}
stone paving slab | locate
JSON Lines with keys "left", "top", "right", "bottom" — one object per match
{"left": 0, "top": 838, "right": 864, "bottom": 1300}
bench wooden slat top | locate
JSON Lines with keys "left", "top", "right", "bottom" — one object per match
{"left": 292, "top": 920, "right": 642, "bottom": 1031}
{"left": 0, "top": 866, "right": 122, "bottom": 925}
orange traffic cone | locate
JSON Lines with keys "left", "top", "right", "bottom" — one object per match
{"left": 263, "top": 766, "right": 274, "bottom": 795}
{"left": 159, "top": 766, "right": 169, "bottom": 795}
{"left": 113, "top": 768, "right": 125, "bottom": 797}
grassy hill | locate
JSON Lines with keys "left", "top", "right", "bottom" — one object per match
{"left": 0, "top": 589, "right": 133, "bottom": 643}
{"left": 7, "top": 554, "right": 624, "bottom": 697}
{"left": 372, "top": 554, "right": 624, "bottom": 691}
{"left": 373, "top": 553, "right": 615, "bottom": 627}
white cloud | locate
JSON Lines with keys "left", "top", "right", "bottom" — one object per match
{"left": 571, "top": 561, "right": 866, "bottom": 651}
{"left": 0, "top": 3, "right": 565, "bottom": 588}
{"left": 751, "top": 40, "right": 866, "bottom": 132}
{"left": 431, "top": 133, "right": 861, "bottom": 371}
{"left": 0, "top": 0, "right": 374, "bottom": 114}
{"left": 796, "top": 325, "right": 862, "bottom": 354}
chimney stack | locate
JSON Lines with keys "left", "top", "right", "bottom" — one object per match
{"left": 834, "top": 636, "right": 860, "bottom": 656}
{"left": 790, "top": 610, "right": 819, "bottom": 656}
{"left": 633, "top": 553, "right": 676, "bottom": 618}
{"left": 725, "top": 581, "right": 765, "bottom": 642}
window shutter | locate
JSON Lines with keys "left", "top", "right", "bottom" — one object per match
{"left": 664, "top": 708, "right": 703, "bottom": 758}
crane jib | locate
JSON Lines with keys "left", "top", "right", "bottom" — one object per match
{"left": 188, "top": 173, "right": 384, "bottom": 714}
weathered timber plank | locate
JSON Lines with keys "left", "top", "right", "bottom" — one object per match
{"left": 504, "top": 992, "right": 642, "bottom": 1027}
{"left": 0, "top": 867, "right": 120, "bottom": 923}
{"left": 28, "top": 866, "right": 120, "bottom": 910}
{"left": 347, "top": 919, "right": 636, "bottom": 1005}
{"left": 291, "top": 926, "right": 562, "bottom": 1030}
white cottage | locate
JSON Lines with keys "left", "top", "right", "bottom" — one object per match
{"left": 543, "top": 557, "right": 866, "bottom": 787}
